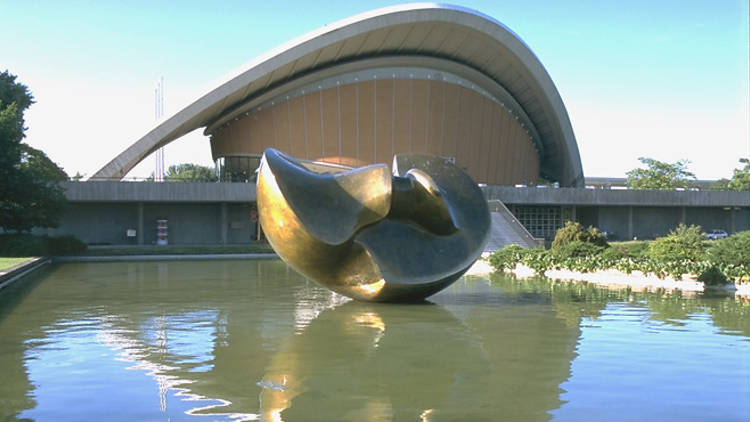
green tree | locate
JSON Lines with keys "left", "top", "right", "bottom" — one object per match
{"left": 163, "top": 163, "right": 218, "bottom": 182}
{"left": 707, "top": 230, "right": 750, "bottom": 281}
{"left": 709, "top": 158, "right": 749, "bottom": 192}
{"left": 0, "top": 74, "right": 27, "bottom": 188}
{"left": 0, "top": 70, "right": 68, "bottom": 232}
{"left": 626, "top": 157, "right": 696, "bottom": 190}
{"left": 20, "top": 144, "right": 68, "bottom": 182}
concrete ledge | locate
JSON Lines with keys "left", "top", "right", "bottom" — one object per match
{"left": 63, "top": 182, "right": 749, "bottom": 208}
{"left": 485, "top": 186, "right": 749, "bottom": 207}
{"left": 0, "top": 257, "right": 51, "bottom": 291}
{"left": 54, "top": 253, "right": 278, "bottom": 263}
{"left": 62, "top": 181, "right": 257, "bottom": 203}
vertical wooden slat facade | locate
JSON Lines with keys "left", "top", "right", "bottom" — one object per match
{"left": 357, "top": 81, "right": 375, "bottom": 166}
{"left": 374, "top": 78, "right": 393, "bottom": 163}
{"left": 210, "top": 79, "right": 540, "bottom": 185}
{"left": 321, "top": 88, "right": 338, "bottom": 160}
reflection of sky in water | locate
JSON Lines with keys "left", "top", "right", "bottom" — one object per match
{"left": 21, "top": 313, "right": 257, "bottom": 421}
{"left": 552, "top": 303, "right": 750, "bottom": 422}
{"left": 292, "top": 286, "right": 350, "bottom": 334}
{"left": 139, "top": 311, "right": 221, "bottom": 372}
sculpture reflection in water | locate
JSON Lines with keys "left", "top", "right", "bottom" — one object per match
{"left": 257, "top": 302, "right": 489, "bottom": 421}
{"left": 256, "top": 294, "right": 577, "bottom": 421}
{"left": 256, "top": 148, "right": 491, "bottom": 302}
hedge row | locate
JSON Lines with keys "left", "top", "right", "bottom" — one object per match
{"left": 488, "top": 229, "right": 750, "bottom": 286}
{"left": 0, "top": 233, "right": 87, "bottom": 256}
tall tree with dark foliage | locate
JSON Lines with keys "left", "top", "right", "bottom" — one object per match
{"left": 0, "top": 70, "right": 68, "bottom": 232}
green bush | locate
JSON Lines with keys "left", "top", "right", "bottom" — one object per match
{"left": 519, "top": 248, "right": 552, "bottom": 275}
{"left": 609, "top": 241, "right": 650, "bottom": 258}
{"left": 552, "top": 240, "right": 606, "bottom": 259}
{"left": 600, "top": 246, "right": 625, "bottom": 261}
{"left": 707, "top": 231, "right": 750, "bottom": 281}
{"left": 698, "top": 266, "right": 729, "bottom": 286}
{"left": 648, "top": 224, "right": 705, "bottom": 263}
{"left": 488, "top": 244, "right": 525, "bottom": 271}
{"left": 46, "top": 235, "right": 87, "bottom": 255}
{"left": 0, "top": 233, "right": 87, "bottom": 256}
{"left": 0, "top": 234, "right": 47, "bottom": 256}
{"left": 488, "top": 245, "right": 553, "bottom": 275}
{"left": 552, "top": 221, "right": 609, "bottom": 249}
{"left": 488, "top": 225, "right": 745, "bottom": 284}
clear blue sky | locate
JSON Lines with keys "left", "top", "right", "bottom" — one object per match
{"left": 2, "top": 0, "right": 748, "bottom": 180}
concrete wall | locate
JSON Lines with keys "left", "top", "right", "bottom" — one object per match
{"left": 50, "top": 203, "right": 140, "bottom": 245}
{"left": 142, "top": 203, "right": 221, "bottom": 245}
{"left": 62, "top": 181, "right": 256, "bottom": 202}
{"left": 37, "top": 182, "right": 748, "bottom": 245}
{"left": 227, "top": 204, "right": 255, "bottom": 244}
{"left": 632, "top": 207, "right": 681, "bottom": 239}
{"left": 596, "top": 207, "right": 630, "bottom": 240}
{"left": 584, "top": 206, "right": 748, "bottom": 241}
{"left": 45, "top": 202, "right": 258, "bottom": 246}
{"left": 487, "top": 186, "right": 749, "bottom": 240}
{"left": 686, "top": 207, "right": 749, "bottom": 234}
{"left": 485, "top": 186, "right": 749, "bottom": 207}
{"left": 42, "top": 182, "right": 260, "bottom": 245}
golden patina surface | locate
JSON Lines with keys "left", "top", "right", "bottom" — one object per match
{"left": 257, "top": 148, "right": 490, "bottom": 302}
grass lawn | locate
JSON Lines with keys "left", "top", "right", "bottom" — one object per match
{"left": 0, "top": 257, "right": 34, "bottom": 272}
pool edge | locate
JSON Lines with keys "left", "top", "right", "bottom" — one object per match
{"left": 0, "top": 257, "right": 52, "bottom": 291}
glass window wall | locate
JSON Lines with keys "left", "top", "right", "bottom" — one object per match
{"left": 512, "top": 205, "right": 563, "bottom": 240}
{"left": 215, "top": 155, "right": 262, "bottom": 183}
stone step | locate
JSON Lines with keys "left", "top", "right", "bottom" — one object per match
{"left": 484, "top": 200, "right": 539, "bottom": 251}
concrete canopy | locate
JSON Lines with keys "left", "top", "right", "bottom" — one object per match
{"left": 93, "top": 3, "right": 584, "bottom": 186}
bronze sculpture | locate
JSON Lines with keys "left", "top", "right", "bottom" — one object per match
{"left": 256, "top": 148, "right": 490, "bottom": 302}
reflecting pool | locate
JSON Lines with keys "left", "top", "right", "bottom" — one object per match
{"left": 0, "top": 260, "right": 748, "bottom": 421}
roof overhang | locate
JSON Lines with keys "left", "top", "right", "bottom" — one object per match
{"left": 92, "top": 3, "right": 584, "bottom": 186}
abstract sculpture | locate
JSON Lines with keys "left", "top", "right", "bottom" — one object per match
{"left": 256, "top": 148, "right": 490, "bottom": 302}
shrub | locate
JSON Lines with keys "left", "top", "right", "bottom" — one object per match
{"left": 0, "top": 234, "right": 47, "bottom": 256}
{"left": 610, "top": 241, "right": 649, "bottom": 258}
{"left": 648, "top": 224, "right": 705, "bottom": 263}
{"left": 600, "top": 246, "right": 625, "bottom": 261}
{"left": 698, "top": 266, "right": 729, "bottom": 286}
{"left": 645, "top": 224, "right": 706, "bottom": 279}
{"left": 489, "top": 225, "right": 745, "bottom": 284}
{"left": 552, "top": 221, "right": 609, "bottom": 249}
{"left": 519, "top": 248, "right": 552, "bottom": 275}
{"left": 488, "top": 244, "right": 525, "bottom": 271}
{"left": 552, "top": 240, "right": 605, "bottom": 259}
{"left": 46, "top": 235, "right": 87, "bottom": 255}
{"left": 707, "top": 231, "right": 750, "bottom": 281}
{"left": 488, "top": 245, "right": 552, "bottom": 275}
{"left": 0, "top": 233, "right": 87, "bottom": 256}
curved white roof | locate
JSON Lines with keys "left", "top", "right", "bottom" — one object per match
{"left": 93, "top": 3, "right": 584, "bottom": 186}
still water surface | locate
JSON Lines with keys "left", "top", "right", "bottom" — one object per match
{"left": 0, "top": 260, "right": 748, "bottom": 421}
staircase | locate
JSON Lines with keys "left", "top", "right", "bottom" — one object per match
{"left": 484, "top": 200, "right": 540, "bottom": 251}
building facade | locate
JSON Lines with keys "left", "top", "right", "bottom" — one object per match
{"left": 92, "top": 4, "right": 584, "bottom": 188}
